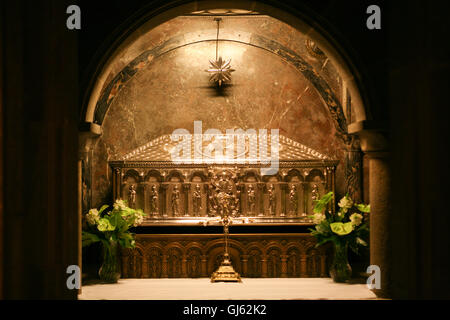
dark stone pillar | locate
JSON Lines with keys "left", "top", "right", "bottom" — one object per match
{"left": 2, "top": 0, "right": 79, "bottom": 299}
{"left": 367, "top": 151, "right": 391, "bottom": 297}
{"left": 349, "top": 123, "right": 390, "bottom": 298}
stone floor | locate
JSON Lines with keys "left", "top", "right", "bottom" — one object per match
{"left": 78, "top": 278, "right": 377, "bottom": 300}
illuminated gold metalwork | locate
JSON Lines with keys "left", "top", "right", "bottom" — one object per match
{"left": 208, "top": 169, "right": 242, "bottom": 282}
{"left": 205, "top": 17, "right": 235, "bottom": 86}
{"left": 206, "top": 57, "right": 235, "bottom": 86}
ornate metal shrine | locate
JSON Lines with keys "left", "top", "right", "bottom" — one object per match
{"left": 112, "top": 133, "right": 338, "bottom": 278}
{"left": 109, "top": 133, "right": 338, "bottom": 225}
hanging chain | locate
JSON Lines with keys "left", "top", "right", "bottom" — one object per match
{"left": 214, "top": 17, "right": 222, "bottom": 60}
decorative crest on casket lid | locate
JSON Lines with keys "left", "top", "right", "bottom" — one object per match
{"left": 115, "top": 133, "right": 332, "bottom": 163}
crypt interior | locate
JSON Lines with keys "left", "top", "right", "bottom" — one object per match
{"left": 79, "top": 3, "right": 377, "bottom": 298}
{"left": 1, "top": 0, "right": 449, "bottom": 300}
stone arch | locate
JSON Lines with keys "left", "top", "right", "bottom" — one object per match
{"left": 82, "top": 1, "right": 370, "bottom": 135}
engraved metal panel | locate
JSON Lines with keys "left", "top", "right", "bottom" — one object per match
{"left": 110, "top": 134, "right": 338, "bottom": 225}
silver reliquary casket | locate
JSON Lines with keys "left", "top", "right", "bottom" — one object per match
{"left": 109, "top": 133, "right": 338, "bottom": 225}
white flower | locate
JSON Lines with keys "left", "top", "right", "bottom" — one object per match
{"left": 133, "top": 214, "right": 144, "bottom": 227}
{"left": 86, "top": 208, "right": 100, "bottom": 225}
{"left": 350, "top": 213, "right": 363, "bottom": 226}
{"left": 338, "top": 196, "right": 353, "bottom": 213}
{"left": 312, "top": 213, "right": 325, "bottom": 224}
{"left": 113, "top": 199, "right": 127, "bottom": 211}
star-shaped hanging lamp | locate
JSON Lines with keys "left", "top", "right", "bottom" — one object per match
{"left": 206, "top": 57, "right": 235, "bottom": 87}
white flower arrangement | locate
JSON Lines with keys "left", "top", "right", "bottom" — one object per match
{"left": 82, "top": 199, "right": 147, "bottom": 250}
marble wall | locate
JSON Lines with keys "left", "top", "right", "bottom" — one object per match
{"left": 89, "top": 16, "right": 349, "bottom": 209}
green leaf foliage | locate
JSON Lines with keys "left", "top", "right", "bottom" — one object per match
{"left": 82, "top": 231, "right": 101, "bottom": 247}
{"left": 313, "top": 191, "right": 333, "bottom": 213}
{"left": 356, "top": 204, "right": 371, "bottom": 213}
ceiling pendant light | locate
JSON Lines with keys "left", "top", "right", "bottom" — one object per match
{"left": 205, "top": 18, "right": 235, "bottom": 87}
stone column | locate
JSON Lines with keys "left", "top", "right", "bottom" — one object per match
{"left": 112, "top": 167, "right": 121, "bottom": 201}
{"left": 367, "top": 151, "right": 391, "bottom": 297}
{"left": 349, "top": 122, "right": 390, "bottom": 298}
{"left": 344, "top": 135, "right": 363, "bottom": 203}
{"left": 326, "top": 167, "right": 336, "bottom": 214}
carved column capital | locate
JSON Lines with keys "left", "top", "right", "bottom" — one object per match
{"left": 348, "top": 120, "right": 389, "bottom": 154}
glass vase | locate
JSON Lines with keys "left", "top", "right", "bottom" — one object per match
{"left": 329, "top": 241, "right": 352, "bottom": 283}
{"left": 98, "top": 241, "right": 121, "bottom": 283}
